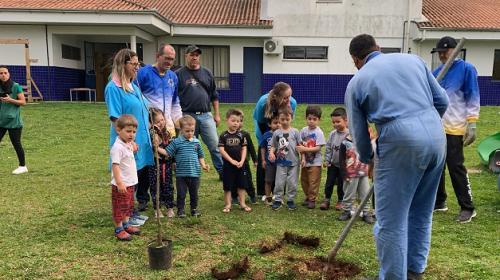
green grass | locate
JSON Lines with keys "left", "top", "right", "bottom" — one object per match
{"left": 0, "top": 102, "right": 499, "bottom": 279}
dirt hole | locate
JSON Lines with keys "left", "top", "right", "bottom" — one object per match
{"left": 288, "top": 256, "right": 362, "bottom": 280}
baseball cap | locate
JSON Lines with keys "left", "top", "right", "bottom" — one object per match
{"left": 431, "top": 36, "right": 457, "bottom": 53}
{"left": 185, "top": 45, "right": 202, "bottom": 54}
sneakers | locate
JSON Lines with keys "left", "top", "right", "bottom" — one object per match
{"left": 12, "top": 166, "right": 28, "bottom": 175}
{"left": 128, "top": 217, "right": 145, "bottom": 226}
{"left": 177, "top": 210, "right": 187, "bottom": 219}
{"left": 271, "top": 201, "right": 282, "bottom": 210}
{"left": 320, "top": 200, "right": 330, "bottom": 210}
{"left": 250, "top": 196, "right": 259, "bottom": 204}
{"left": 433, "top": 203, "right": 448, "bottom": 212}
{"left": 456, "top": 209, "right": 476, "bottom": 223}
{"left": 362, "top": 212, "right": 374, "bottom": 224}
{"left": 131, "top": 209, "right": 149, "bottom": 220}
{"left": 137, "top": 202, "right": 148, "bottom": 212}
{"left": 307, "top": 201, "right": 316, "bottom": 209}
{"left": 191, "top": 209, "right": 201, "bottom": 217}
{"left": 338, "top": 211, "right": 351, "bottom": 221}
{"left": 155, "top": 209, "right": 164, "bottom": 218}
{"left": 286, "top": 201, "right": 297, "bottom": 210}
{"left": 264, "top": 197, "right": 273, "bottom": 206}
{"left": 231, "top": 197, "right": 239, "bottom": 205}
{"left": 335, "top": 200, "right": 343, "bottom": 211}
{"left": 219, "top": 173, "right": 223, "bottom": 181}
{"left": 124, "top": 226, "right": 141, "bottom": 235}
{"left": 166, "top": 208, "right": 175, "bottom": 218}
{"left": 261, "top": 195, "right": 268, "bottom": 202}
{"left": 115, "top": 230, "right": 132, "bottom": 241}
{"left": 301, "top": 199, "right": 310, "bottom": 206}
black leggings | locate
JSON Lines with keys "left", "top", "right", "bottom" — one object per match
{"left": 0, "top": 126, "right": 25, "bottom": 166}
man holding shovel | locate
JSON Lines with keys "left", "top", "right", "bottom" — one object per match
{"left": 345, "top": 34, "right": 448, "bottom": 280}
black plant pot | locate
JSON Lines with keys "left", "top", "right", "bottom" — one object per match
{"left": 148, "top": 239, "right": 172, "bottom": 270}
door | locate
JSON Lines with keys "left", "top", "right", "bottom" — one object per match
{"left": 84, "top": 42, "right": 96, "bottom": 100}
{"left": 243, "top": 47, "right": 263, "bottom": 103}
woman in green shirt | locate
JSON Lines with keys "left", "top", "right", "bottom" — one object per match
{"left": 0, "top": 65, "right": 27, "bottom": 174}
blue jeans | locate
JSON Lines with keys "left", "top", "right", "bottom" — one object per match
{"left": 373, "top": 110, "right": 446, "bottom": 280}
{"left": 183, "top": 112, "right": 223, "bottom": 174}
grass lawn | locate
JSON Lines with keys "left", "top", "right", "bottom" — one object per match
{"left": 1, "top": 102, "right": 499, "bottom": 280}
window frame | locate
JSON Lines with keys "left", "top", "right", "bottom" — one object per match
{"left": 492, "top": 49, "right": 500, "bottom": 82}
{"left": 61, "top": 44, "right": 81, "bottom": 61}
{"left": 283, "top": 46, "right": 329, "bottom": 61}
{"left": 431, "top": 49, "right": 466, "bottom": 71}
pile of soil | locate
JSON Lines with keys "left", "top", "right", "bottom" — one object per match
{"left": 211, "top": 255, "right": 250, "bottom": 280}
{"left": 302, "top": 256, "right": 362, "bottom": 280}
{"left": 283, "top": 231, "right": 320, "bottom": 247}
{"left": 259, "top": 239, "right": 283, "bottom": 253}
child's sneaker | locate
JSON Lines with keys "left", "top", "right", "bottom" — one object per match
{"left": 250, "top": 196, "right": 259, "bottom": 204}
{"left": 286, "top": 201, "right": 297, "bottom": 210}
{"left": 301, "top": 199, "right": 310, "bottom": 206}
{"left": 261, "top": 195, "right": 267, "bottom": 201}
{"left": 132, "top": 209, "right": 149, "bottom": 220}
{"left": 307, "top": 201, "right": 316, "bottom": 209}
{"left": 264, "top": 197, "right": 273, "bottom": 206}
{"left": 271, "top": 201, "right": 282, "bottom": 210}
{"left": 320, "top": 200, "right": 330, "bottom": 210}
{"left": 166, "top": 208, "right": 175, "bottom": 218}
{"left": 155, "top": 209, "right": 164, "bottom": 218}
{"left": 362, "top": 212, "right": 374, "bottom": 224}
{"left": 177, "top": 210, "right": 187, "bottom": 219}
{"left": 128, "top": 217, "right": 145, "bottom": 226}
{"left": 115, "top": 230, "right": 132, "bottom": 241}
{"left": 335, "top": 200, "right": 344, "bottom": 211}
{"left": 191, "top": 209, "right": 201, "bottom": 217}
{"left": 124, "top": 226, "right": 141, "bottom": 235}
{"left": 231, "top": 197, "right": 239, "bottom": 205}
{"left": 338, "top": 210, "right": 351, "bottom": 221}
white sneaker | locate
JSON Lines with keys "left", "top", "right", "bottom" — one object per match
{"left": 261, "top": 195, "right": 267, "bottom": 201}
{"left": 12, "top": 166, "right": 28, "bottom": 175}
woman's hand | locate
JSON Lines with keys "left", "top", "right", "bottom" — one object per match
{"left": 0, "top": 95, "right": 13, "bottom": 103}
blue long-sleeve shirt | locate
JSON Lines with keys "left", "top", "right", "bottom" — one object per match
{"left": 345, "top": 52, "right": 449, "bottom": 163}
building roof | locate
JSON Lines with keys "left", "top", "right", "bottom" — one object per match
{"left": 420, "top": 0, "right": 500, "bottom": 29}
{"left": 0, "top": 0, "right": 272, "bottom": 26}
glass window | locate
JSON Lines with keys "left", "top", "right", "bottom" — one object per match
{"left": 492, "top": 50, "right": 500, "bottom": 81}
{"left": 381, "top": 47, "right": 401, "bottom": 54}
{"left": 283, "top": 46, "right": 328, "bottom": 60}
{"left": 431, "top": 49, "right": 466, "bottom": 71}
{"left": 62, "top": 44, "right": 81, "bottom": 61}
{"left": 173, "top": 45, "right": 230, "bottom": 89}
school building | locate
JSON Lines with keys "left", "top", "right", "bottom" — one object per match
{"left": 1, "top": 0, "right": 499, "bottom": 104}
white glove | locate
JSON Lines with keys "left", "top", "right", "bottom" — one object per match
{"left": 463, "top": 122, "right": 476, "bottom": 147}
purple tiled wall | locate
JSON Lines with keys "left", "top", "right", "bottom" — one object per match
{"left": 5, "top": 66, "right": 500, "bottom": 105}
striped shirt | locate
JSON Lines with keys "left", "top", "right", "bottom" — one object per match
{"left": 166, "top": 135, "right": 205, "bottom": 177}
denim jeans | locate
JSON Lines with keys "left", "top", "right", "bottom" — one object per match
{"left": 183, "top": 112, "right": 223, "bottom": 174}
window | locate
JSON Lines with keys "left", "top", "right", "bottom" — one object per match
{"left": 381, "top": 47, "right": 401, "bottom": 54}
{"left": 431, "top": 49, "right": 466, "bottom": 71}
{"left": 173, "top": 45, "right": 230, "bottom": 89}
{"left": 283, "top": 46, "right": 328, "bottom": 60}
{"left": 62, "top": 44, "right": 81, "bottom": 61}
{"left": 493, "top": 50, "right": 500, "bottom": 81}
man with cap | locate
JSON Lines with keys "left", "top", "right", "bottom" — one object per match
{"left": 175, "top": 45, "right": 224, "bottom": 179}
{"left": 431, "top": 36, "right": 480, "bottom": 223}
{"left": 345, "top": 34, "right": 448, "bottom": 280}
{"left": 134, "top": 44, "right": 181, "bottom": 211}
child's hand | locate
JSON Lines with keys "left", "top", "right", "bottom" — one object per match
{"left": 323, "top": 162, "right": 330, "bottom": 168}
{"left": 202, "top": 164, "right": 210, "bottom": 172}
{"left": 268, "top": 153, "right": 275, "bottom": 163}
{"left": 261, "top": 161, "right": 267, "bottom": 169}
{"left": 253, "top": 162, "right": 258, "bottom": 168}
{"left": 301, "top": 158, "right": 306, "bottom": 168}
{"left": 296, "top": 145, "right": 305, "bottom": 153}
{"left": 117, "top": 182, "right": 127, "bottom": 193}
{"left": 343, "top": 178, "right": 350, "bottom": 182}
{"left": 172, "top": 162, "right": 177, "bottom": 171}
{"left": 131, "top": 141, "right": 139, "bottom": 153}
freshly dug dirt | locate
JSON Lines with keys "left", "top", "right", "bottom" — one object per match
{"left": 211, "top": 255, "right": 250, "bottom": 280}
{"left": 283, "top": 231, "right": 320, "bottom": 247}
{"left": 304, "top": 256, "right": 362, "bottom": 280}
{"left": 252, "top": 270, "right": 266, "bottom": 280}
{"left": 259, "top": 239, "right": 283, "bottom": 253}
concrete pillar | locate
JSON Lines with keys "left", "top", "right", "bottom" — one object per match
{"left": 130, "top": 35, "right": 136, "bottom": 52}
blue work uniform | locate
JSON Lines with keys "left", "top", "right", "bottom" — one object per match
{"left": 345, "top": 52, "right": 448, "bottom": 280}
{"left": 252, "top": 93, "right": 297, "bottom": 144}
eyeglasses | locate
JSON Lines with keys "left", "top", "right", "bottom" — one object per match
{"left": 161, "top": 56, "right": 176, "bottom": 62}
{"left": 127, "top": 61, "right": 140, "bottom": 67}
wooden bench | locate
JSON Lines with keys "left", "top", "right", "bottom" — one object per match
{"left": 70, "top": 88, "right": 96, "bottom": 102}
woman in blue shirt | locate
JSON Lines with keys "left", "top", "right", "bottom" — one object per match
{"left": 105, "top": 49, "right": 154, "bottom": 211}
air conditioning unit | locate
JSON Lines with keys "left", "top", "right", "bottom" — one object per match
{"left": 264, "top": 39, "right": 282, "bottom": 55}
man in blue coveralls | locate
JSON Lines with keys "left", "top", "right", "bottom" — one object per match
{"left": 345, "top": 34, "right": 449, "bottom": 280}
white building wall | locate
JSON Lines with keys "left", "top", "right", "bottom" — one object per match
{"left": 0, "top": 25, "right": 48, "bottom": 66}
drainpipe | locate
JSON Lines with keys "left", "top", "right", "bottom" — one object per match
{"left": 405, "top": 0, "right": 412, "bottom": 53}
{"left": 417, "top": 29, "right": 426, "bottom": 56}
{"left": 45, "top": 25, "right": 52, "bottom": 100}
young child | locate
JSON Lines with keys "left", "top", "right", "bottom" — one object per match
{"left": 230, "top": 114, "right": 259, "bottom": 205}
{"left": 338, "top": 132, "right": 373, "bottom": 224}
{"left": 321, "top": 108, "right": 349, "bottom": 211}
{"left": 165, "top": 115, "right": 210, "bottom": 218}
{"left": 269, "top": 107, "right": 302, "bottom": 210}
{"left": 219, "top": 108, "right": 252, "bottom": 213}
{"left": 149, "top": 108, "right": 175, "bottom": 218}
{"left": 259, "top": 114, "right": 280, "bottom": 206}
{"left": 110, "top": 114, "right": 142, "bottom": 241}
{"left": 296, "top": 105, "right": 326, "bottom": 209}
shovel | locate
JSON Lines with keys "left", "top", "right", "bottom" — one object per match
{"left": 322, "top": 37, "right": 467, "bottom": 277}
